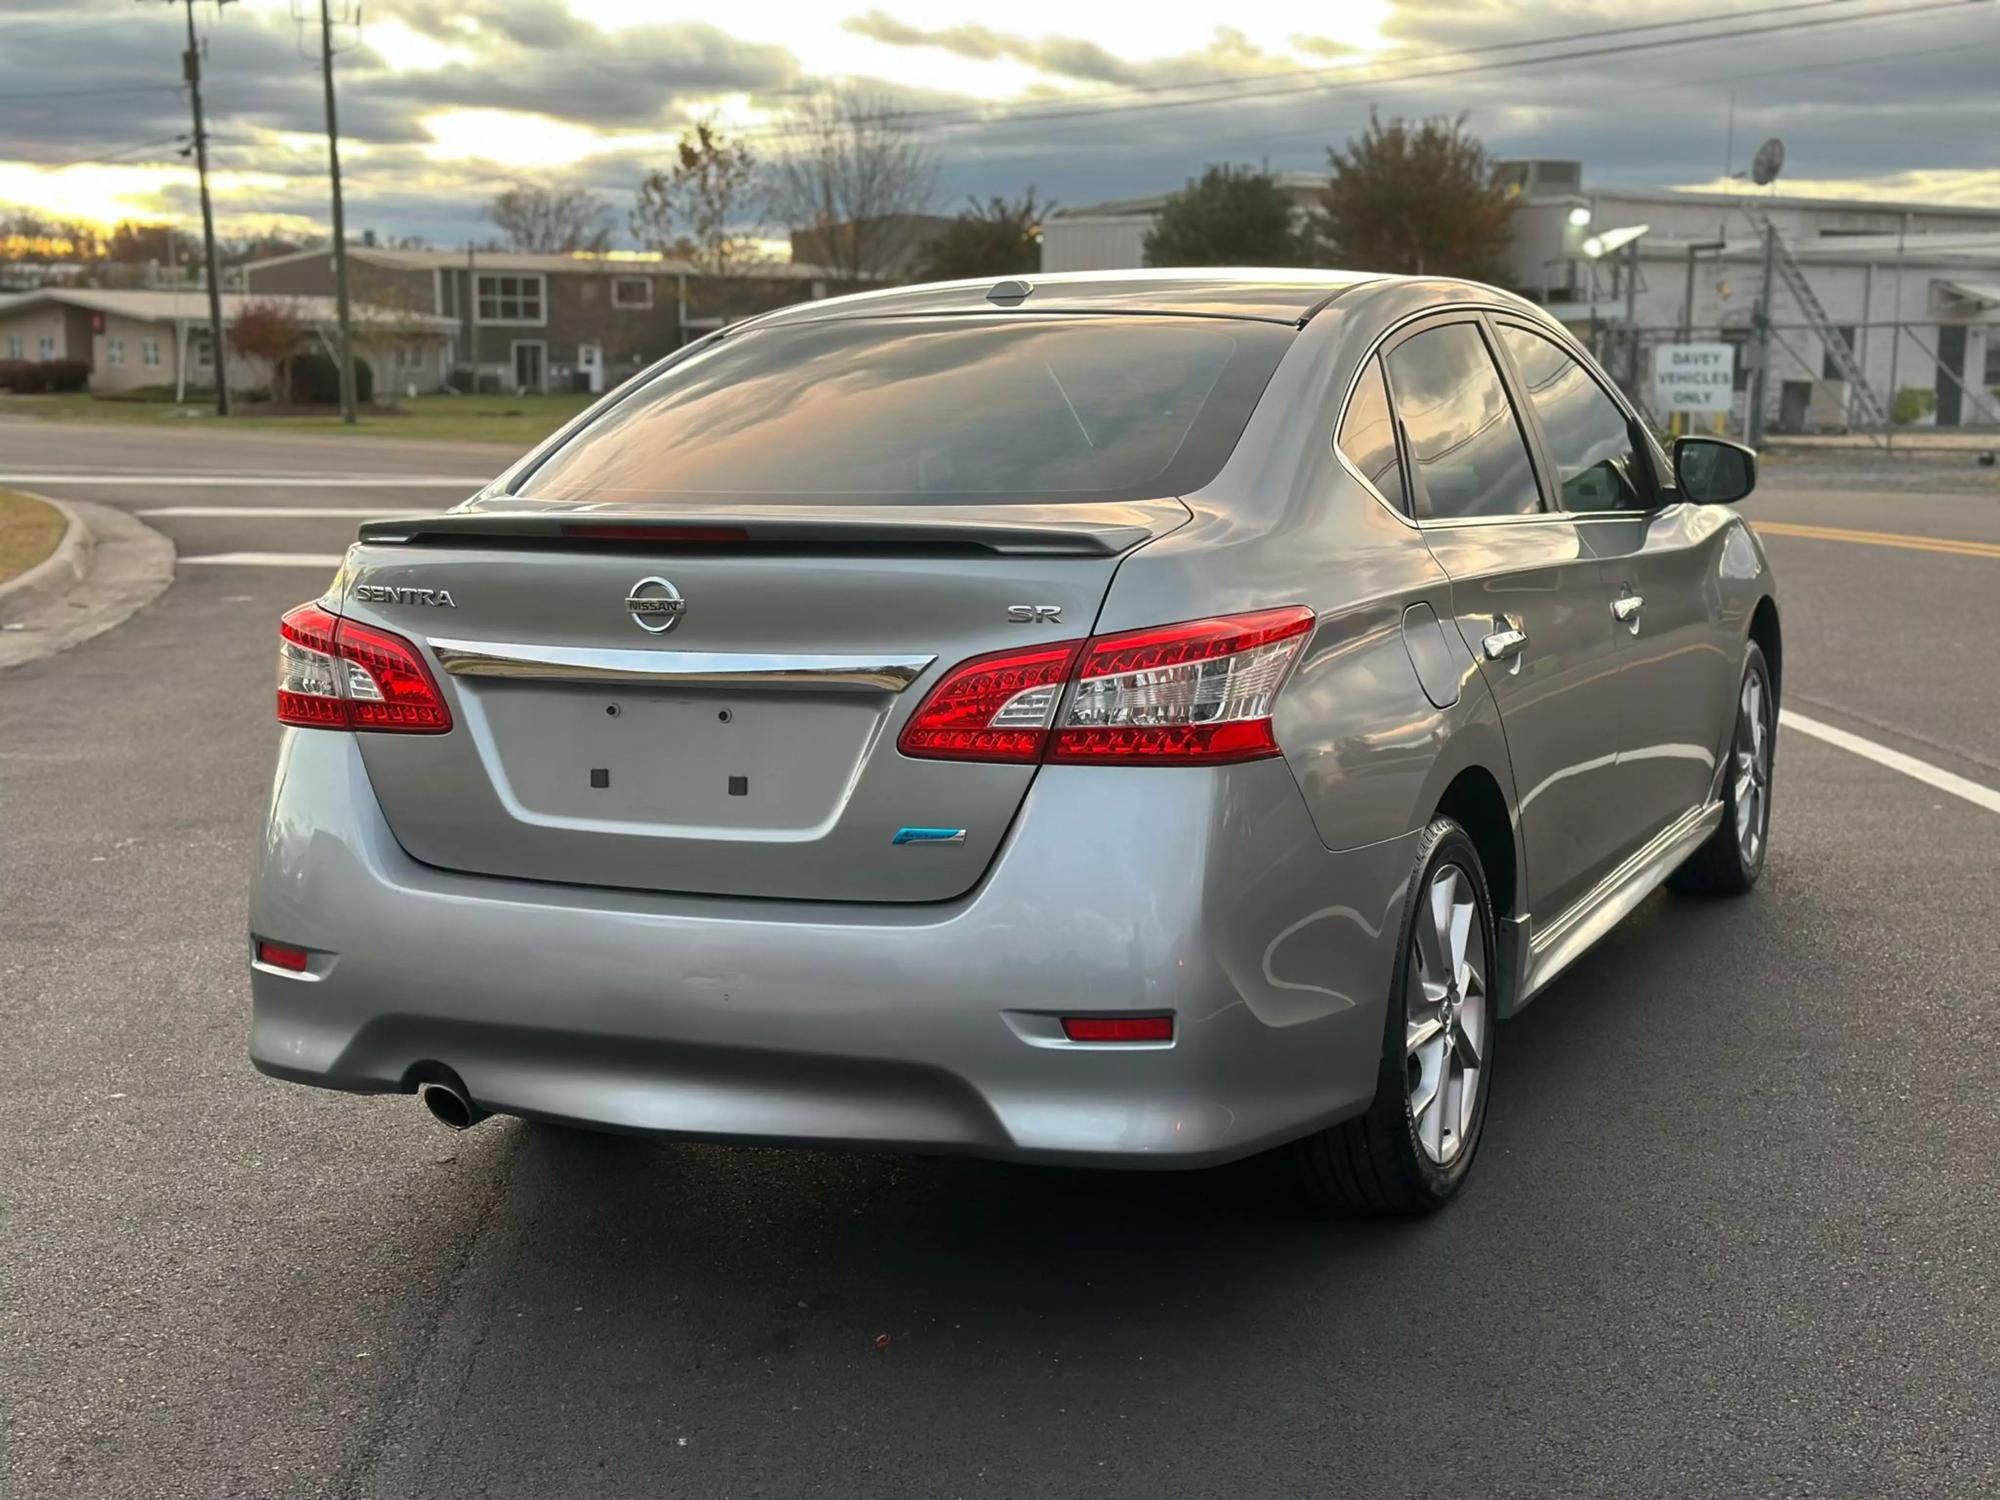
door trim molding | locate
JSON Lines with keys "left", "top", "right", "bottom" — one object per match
{"left": 1511, "top": 797, "right": 1723, "bottom": 1013}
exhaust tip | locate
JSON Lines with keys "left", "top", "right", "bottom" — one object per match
{"left": 417, "top": 1079, "right": 485, "bottom": 1131}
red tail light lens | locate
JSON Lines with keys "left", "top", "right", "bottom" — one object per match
{"left": 1049, "top": 607, "right": 1314, "bottom": 765}
{"left": 899, "top": 608, "right": 1312, "bottom": 766}
{"left": 896, "top": 639, "right": 1081, "bottom": 762}
{"left": 276, "top": 601, "right": 452, "bottom": 733}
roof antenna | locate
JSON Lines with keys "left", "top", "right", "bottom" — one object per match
{"left": 986, "top": 279, "right": 1032, "bottom": 306}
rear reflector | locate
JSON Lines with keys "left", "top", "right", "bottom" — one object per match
{"left": 1062, "top": 1016, "right": 1174, "bottom": 1043}
{"left": 256, "top": 940, "right": 310, "bottom": 972}
{"left": 899, "top": 607, "right": 1313, "bottom": 767}
{"left": 277, "top": 602, "right": 452, "bottom": 733}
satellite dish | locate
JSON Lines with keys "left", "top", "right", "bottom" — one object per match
{"left": 1751, "top": 138, "right": 1786, "bottom": 187}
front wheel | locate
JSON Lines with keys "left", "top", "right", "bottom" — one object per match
{"left": 1669, "top": 642, "right": 1774, "bottom": 896}
{"left": 1291, "top": 818, "right": 1496, "bottom": 1216}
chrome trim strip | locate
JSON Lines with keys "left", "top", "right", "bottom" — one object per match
{"left": 1515, "top": 799, "right": 1724, "bottom": 1012}
{"left": 428, "top": 638, "right": 935, "bottom": 693}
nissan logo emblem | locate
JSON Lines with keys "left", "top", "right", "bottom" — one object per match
{"left": 625, "top": 576, "right": 685, "bottom": 634}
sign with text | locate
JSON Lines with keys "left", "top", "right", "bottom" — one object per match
{"left": 1653, "top": 343, "right": 1735, "bottom": 414}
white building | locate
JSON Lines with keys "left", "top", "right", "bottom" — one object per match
{"left": 1044, "top": 161, "right": 2000, "bottom": 430}
{"left": 0, "top": 287, "right": 457, "bottom": 399}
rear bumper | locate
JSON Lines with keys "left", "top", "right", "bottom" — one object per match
{"left": 249, "top": 730, "right": 1416, "bottom": 1166}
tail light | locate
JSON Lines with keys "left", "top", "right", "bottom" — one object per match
{"left": 898, "top": 607, "right": 1312, "bottom": 766}
{"left": 277, "top": 602, "right": 452, "bottom": 733}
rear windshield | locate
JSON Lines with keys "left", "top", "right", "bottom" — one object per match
{"left": 515, "top": 315, "right": 1293, "bottom": 505}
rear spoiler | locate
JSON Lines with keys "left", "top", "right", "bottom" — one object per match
{"left": 356, "top": 497, "right": 1192, "bottom": 558}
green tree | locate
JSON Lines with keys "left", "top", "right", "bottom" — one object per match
{"left": 915, "top": 190, "right": 1047, "bottom": 280}
{"left": 1314, "top": 111, "right": 1513, "bottom": 278}
{"left": 1144, "top": 166, "right": 1304, "bottom": 267}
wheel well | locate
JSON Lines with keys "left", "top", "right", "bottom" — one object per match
{"left": 1750, "top": 596, "right": 1782, "bottom": 700}
{"left": 1436, "top": 767, "right": 1516, "bottom": 921}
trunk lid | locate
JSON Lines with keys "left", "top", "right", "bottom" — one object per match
{"left": 338, "top": 499, "right": 1186, "bottom": 902}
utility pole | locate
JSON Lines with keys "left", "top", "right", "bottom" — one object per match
{"left": 1885, "top": 211, "right": 1908, "bottom": 453}
{"left": 315, "top": 0, "right": 357, "bottom": 423}
{"left": 1624, "top": 237, "right": 1642, "bottom": 396}
{"left": 167, "top": 0, "right": 231, "bottom": 417}
{"left": 1748, "top": 220, "right": 1776, "bottom": 447}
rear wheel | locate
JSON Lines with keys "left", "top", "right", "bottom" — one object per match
{"left": 1292, "top": 818, "right": 1495, "bottom": 1216}
{"left": 1669, "top": 642, "right": 1773, "bottom": 896}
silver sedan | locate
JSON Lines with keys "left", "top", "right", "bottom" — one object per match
{"left": 250, "top": 269, "right": 1777, "bottom": 1213}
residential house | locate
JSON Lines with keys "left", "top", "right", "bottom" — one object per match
{"left": 0, "top": 287, "right": 456, "bottom": 397}
{"left": 239, "top": 246, "right": 848, "bottom": 394}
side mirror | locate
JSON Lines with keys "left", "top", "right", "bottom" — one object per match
{"left": 1672, "top": 435, "right": 1757, "bottom": 505}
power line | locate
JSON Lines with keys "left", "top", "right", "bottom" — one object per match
{"left": 823, "top": 0, "right": 1887, "bottom": 133}
{"left": 1193, "top": 26, "right": 2000, "bottom": 155}
{"left": 0, "top": 83, "right": 185, "bottom": 105}
{"left": 742, "top": 0, "right": 1975, "bottom": 145}
{"left": 27, "top": 132, "right": 192, "bottom": 171}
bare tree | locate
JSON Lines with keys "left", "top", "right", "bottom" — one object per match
{"left": 631, "top": 116, "right": 764, "bottom": 277}
{"left": 485, "top": 184, "right": 613, "bottom": 255}
{"left": 767, "top": 89, "right": 937, "bottom": 281}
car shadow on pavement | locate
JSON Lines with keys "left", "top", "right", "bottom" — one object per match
{"left": 345, "top": 882, "right": 1817, "bottom": 1496}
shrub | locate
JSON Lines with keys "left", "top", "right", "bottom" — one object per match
{"left": 447, "top": 366, "right": 475, "bottom": 393}
{"left": 0, "top": 358, "right": 91, "bottom": 393}
{"left": 1892, "top": 386, "right": 1938, "bottom": 426}
{"left": 287, "top": 350, "right": 375, "bottom": 406}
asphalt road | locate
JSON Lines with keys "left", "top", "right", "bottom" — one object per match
{"left": 3, "top": 420, "right": 1996, "bottom": 1499}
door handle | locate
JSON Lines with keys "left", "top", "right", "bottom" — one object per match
{"left": 1612, "top": 593, "right": 1644, "bottom": 629}
{"left": 1482, "top": 626, "right": 1529, "bottom": 662}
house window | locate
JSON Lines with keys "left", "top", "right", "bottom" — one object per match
{"left": 395, "top": 343, "right": 424, "bottom": 371}
{"left": 108, "top": 337, "right": 126, "bottom": 367}
{"left": 476, "top": 273, "right": 544, "bottom": 324}
{"left": 611, "top": 276, "right": 653, "bottom": 309}
{"left": 191, "top": 334, "right": 213, "bottom": 368}
{"left": 38, "top": 335, "right": 56, "bottom": 359}
{"left": 4, "top": 335, "right": 19, "bottom": 359}
{"left": 142, "top": 338, "right": 161, "bottom": 368}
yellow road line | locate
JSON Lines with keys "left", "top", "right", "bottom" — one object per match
{"left": 1752, "top": 520, "right": 2000, "bottom": 560}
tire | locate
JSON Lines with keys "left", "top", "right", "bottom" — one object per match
{"left": 1669, "top": 642, "right": 1774, "bottom": 897}
{"left": 1291, "top": 818, "right": 1497, "bottom": 1216}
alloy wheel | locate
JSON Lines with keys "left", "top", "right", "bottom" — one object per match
{"left": 1405, "top": 863, "right": 1488, "bottom": 1166}
{"left": 1734, "top": 671, "right": 1771, "bottom": 866}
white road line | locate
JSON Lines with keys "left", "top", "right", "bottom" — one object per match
{"left": 181, "top": 552, "right": 345, "bottom": 568}
{"left": 0, "top": 474, "right": 487, "bottom": 487}
{"left": 1780, "top": 709, "right": 2000, "bottom": 816}
{"left": 139, "top": 506, "right": 419, "bottom": 518}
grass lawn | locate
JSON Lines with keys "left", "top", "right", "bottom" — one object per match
{"left": 0, "top": 390, "right": 596, "bottom": 447}
{"left": 0, "top": 489, "right": 68, "bottom": 587}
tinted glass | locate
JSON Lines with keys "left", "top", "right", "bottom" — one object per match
{"left": 1338, "top": 356, "right": 1408, "bottom": 512}
{"left": 1383, "top": 323, "right": 1541, "bottom": 520}
{"left": 520, "top": 316, "right": 1293, "bottom": 505}
{"left": 1500, "top": 325, "right": 1647, "bottom": 511}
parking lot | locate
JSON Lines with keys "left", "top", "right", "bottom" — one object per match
{"left": 3, "top": 419, "right": 1996, "bottom": 1498}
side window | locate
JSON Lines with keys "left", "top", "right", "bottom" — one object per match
{"left": 1337, "top": 356, "right": 1408, "bottom": 513}
{"left": 1382, "top": 323, "right": 1541, "bottom": 520}
{"left": 1498, "top": 325, "right": 1648, "bottom": 512}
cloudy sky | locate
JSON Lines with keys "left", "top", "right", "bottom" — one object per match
{"left": 2, "top": 0, "right": 1995, "bottom": 248}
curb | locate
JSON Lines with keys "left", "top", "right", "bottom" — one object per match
{"left": 0, "top": 492, "right": 93, "bottom": 625}
{"left": 0, "top": 491, "right": 176, "bottom": 673}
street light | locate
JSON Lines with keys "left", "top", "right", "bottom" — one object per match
{"left": 1567, "top": 205, "right": 1593, "bottom": 228}
{"left": 1581, "top": 225, "right": 1651, "bottom": 393}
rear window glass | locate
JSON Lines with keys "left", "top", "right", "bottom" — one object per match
{"left": 517, "top": 315, "right": 1293, "bottom": 505}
